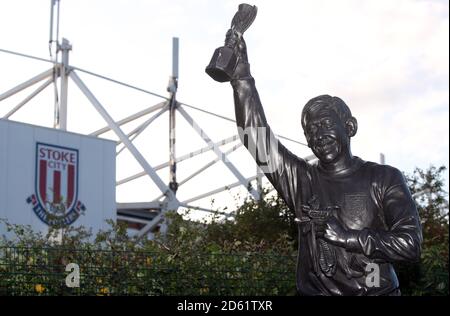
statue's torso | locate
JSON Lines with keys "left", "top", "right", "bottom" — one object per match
{"left": 295, "top": 158, "right": 400, "bottom": 296}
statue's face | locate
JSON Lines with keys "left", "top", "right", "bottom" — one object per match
{"left": 304, "top": 109, "right": 350, "bottom": 164}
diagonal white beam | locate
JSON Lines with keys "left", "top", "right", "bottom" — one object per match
{"left": 182, "top": 176, "right": 258, "bottom": 205}
{"left": 135, "top": 212, "right": 164, "bottom": 238}
{"left": 170, "top": 134, "right": 240, "bottom": 167}
{"left": 118, "top": 105, "right": 168, "bottom": 145}
{"left": 116, "top": 105, "right": 168, "bottom": 155}
{"left": 70, "top": 71, "right": 177, "bottom": 202}
{"left": 178, "top": 203, "right": 232, "bottom": 217}
{"left": 178, "top": 143, "right": 243, "bottom": 187}
{"left": 3, "top": 78, "right": 53, "bottom": 119}
{"left": 117, "top": 215, "right": 151, "bottom": 225}
{"left": 89, "top": 101, "right": 167, "bottom": 136}
{"left": 0, "top": 68, "right": 54, "bottom": 102}
{"left": 153, "top": 143, "right": 243, "bottom": 201}
{"left": 178, "top": 105, "right": 259, "bottom": 200}
{"left": 116, "top": 201, "right": 163, "bottom": 210}
{"left": 149, "top": 144, "right": 243, "bottom": 208}
{"left": 116, "top": 134, "right": 240, "bottom": 186}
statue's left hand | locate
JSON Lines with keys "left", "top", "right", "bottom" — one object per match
{"left": 225, "top": 29, "right": 248, "bottom": 64}
{"left": 323, "top": 216, "right": 349, "bottom": 248}
{"left": 225, "top": 29, "right": 251, "bottom": 80}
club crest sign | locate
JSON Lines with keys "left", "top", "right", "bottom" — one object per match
{"left": 27, "top": 143, "right": 86, "bottom": 227}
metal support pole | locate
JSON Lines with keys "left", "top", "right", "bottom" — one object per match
{"left": 380, "top": 153, "right": 385, "bottom": 165}
{"left": 168, "top": 98, "right": 177, "bottom": 193}
{"left": 49, "top": 0, "right": 60, "bottom": 59}
{"left": 256, "top": 166, "right": 263, "bottom": 201}
{"left": 168, "top": 37, "right": 179, "bottom": 194}
{"left": 58, "top": 38, "right": 72, "bottom": 130}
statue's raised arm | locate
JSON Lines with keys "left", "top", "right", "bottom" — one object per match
{"left": 206, "top": 4, "right": 309, "bottom": 216}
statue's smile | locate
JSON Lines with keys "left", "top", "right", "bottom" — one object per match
{"left": 313, "top": 137, "right": 338, "bottom": 154}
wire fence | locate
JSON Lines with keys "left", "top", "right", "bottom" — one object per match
{"left": 0, "top": 246, "right": 297, "bottom": 296}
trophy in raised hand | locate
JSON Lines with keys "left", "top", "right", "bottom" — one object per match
{"left": 205, "top": 3, "right": 257, "bottom": 82}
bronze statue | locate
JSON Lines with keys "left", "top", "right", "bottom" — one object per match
{"left": 206, "top": 4, "right": 422, "bottom": 296}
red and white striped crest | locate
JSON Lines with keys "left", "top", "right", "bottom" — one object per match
{"left": 35, "top": 143, "right": 78, "bottom": 213}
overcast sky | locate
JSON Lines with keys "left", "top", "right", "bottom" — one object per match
{"left": 0, "top": 0, "right": 448, "bottom": 216}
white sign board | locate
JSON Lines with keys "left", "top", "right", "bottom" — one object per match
{"left": 0, "top": 119, "right": 116, "bottom": 238}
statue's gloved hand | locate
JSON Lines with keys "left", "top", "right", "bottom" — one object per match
{"left": 323, "top": 217, "right": 360, "bottom": 250}
{"left": 225, "top": 29, "right": 251, "bottom": 80}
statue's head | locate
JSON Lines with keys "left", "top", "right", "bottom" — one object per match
{"left": 301, "top": 95, "right": 357, "bottom": 164}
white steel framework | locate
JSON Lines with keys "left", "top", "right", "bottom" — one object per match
{"left": 0, "top": 3, "right": 313, "bottom": 237}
